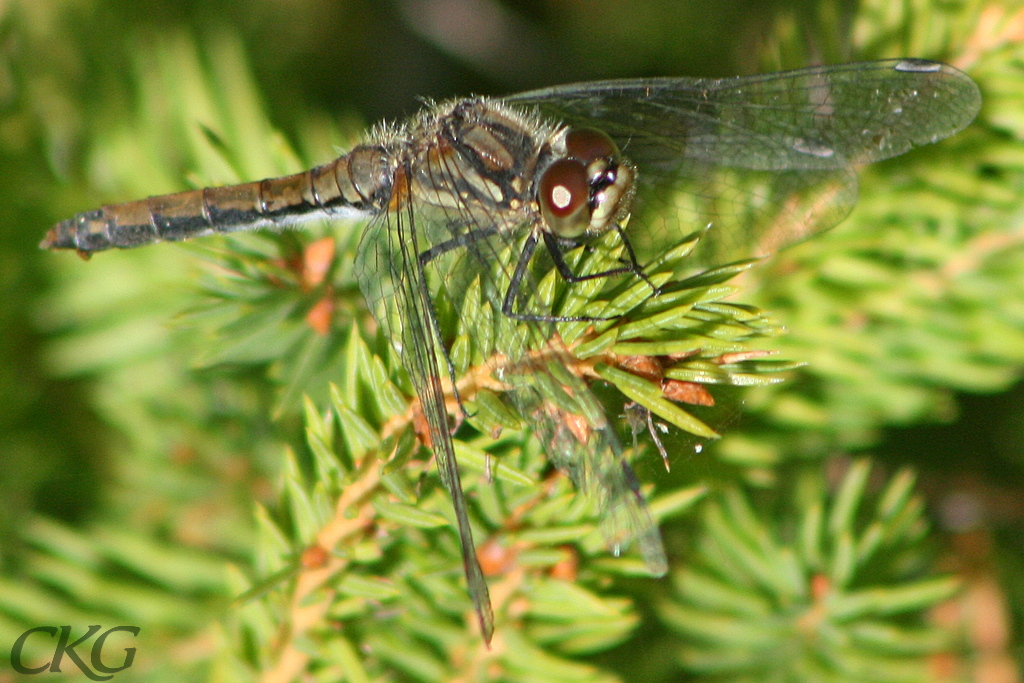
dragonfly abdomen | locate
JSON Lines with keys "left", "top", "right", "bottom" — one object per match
{"left": 41, "top": 145, "right": 395, "bottom": 254}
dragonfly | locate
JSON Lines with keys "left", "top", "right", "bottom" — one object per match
{"left": 42, "top": 58, "right": 981, "bottom": 643}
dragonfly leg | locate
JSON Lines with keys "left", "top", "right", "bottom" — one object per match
{"left": 502, "top": 232, "right": 614, "bottom": 322}
{"left": 544, "top": 227, "right": 659, "bottom": 293}
{"left": 612, "top": 224, "right": 660, "bottom": 296}
{"left": 502, "top": 227, "right": 657, "bottom": 322}
{"left": 417, "top": 226, "right": 502, "bottom": 266}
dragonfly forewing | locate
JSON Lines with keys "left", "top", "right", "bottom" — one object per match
{"left": 508, "top": 59, "right": 981, "bottom": 267}
{"left": 354, "top": 186, "right": 497, "bottom": 643}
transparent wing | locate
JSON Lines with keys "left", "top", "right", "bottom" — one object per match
{"left": 507, "top": 59, "right": 981, "bottom": 267}
{"left": 495, "top": 346, "right": 669, "bottom": 574}
{"left": 353, "top": 175, "right": 495, "bottom": 643}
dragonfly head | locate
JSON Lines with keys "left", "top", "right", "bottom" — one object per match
{"left": 539, "top": 127, "right": 634, "bottom": 239}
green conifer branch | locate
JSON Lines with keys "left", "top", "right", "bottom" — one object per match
{"left": 661, "top": 462, "right": 959, "bottom": 682}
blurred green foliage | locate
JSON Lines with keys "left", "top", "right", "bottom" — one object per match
{"left": 2, "top": 0, "right": 1023, "bottom": 681}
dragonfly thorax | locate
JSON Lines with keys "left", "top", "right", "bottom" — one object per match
{"left": 538, "top": 127, "right": 634, "bottom": 239}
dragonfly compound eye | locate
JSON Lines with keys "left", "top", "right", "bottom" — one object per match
{"left": 539, "top": 158, "right": 592, "bottom": 238}
{"left": 564, "top": 127, "right": 622, "bottom": 186}
{"left": 540, "top": 127, "right": 636, "bottom": 238}
{"left": 564, "top": 128, "right": 618, "bottom": 164}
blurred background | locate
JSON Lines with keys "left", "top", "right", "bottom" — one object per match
{"left": 2, "top": 0, "right": 1022, "bottom": 680}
